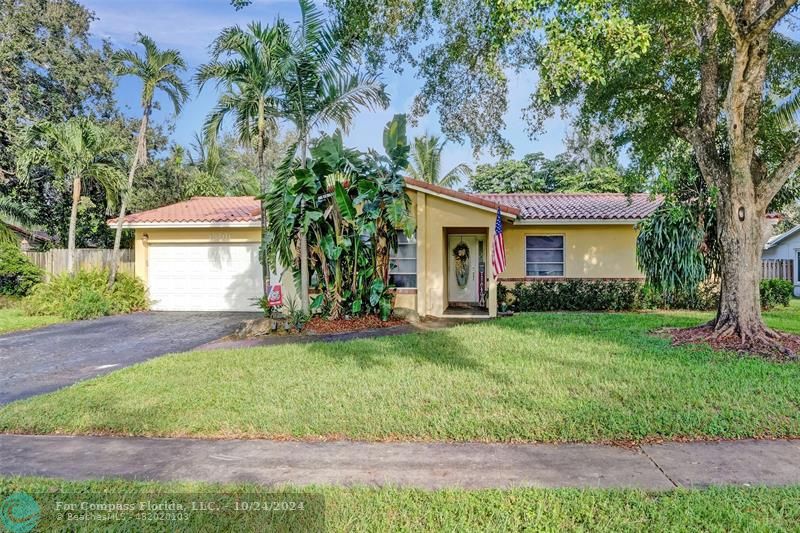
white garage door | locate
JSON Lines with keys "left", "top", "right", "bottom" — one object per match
{"left": 148, "top": 243, "right": 262, "bottom": 311}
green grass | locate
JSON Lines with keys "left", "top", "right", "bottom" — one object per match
{"left": 0, "top": 307, "right": 63, "bottom": 334}
{"left": 1, "top": 304, "right": 799, "bottom": 443}
{"left": 2, "top": 477, "right": 800, "bottom": 531}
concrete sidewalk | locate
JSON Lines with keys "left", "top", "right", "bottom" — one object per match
{"left": 1, "top": 435, "right": 799, "bottom": 490}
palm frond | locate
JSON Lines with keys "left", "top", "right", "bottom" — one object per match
{"left": 776, "top": 90, "right": 800, "bottom": 129}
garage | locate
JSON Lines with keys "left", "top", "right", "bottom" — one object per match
{"left": 147, "top": 243, "right": 262, "bottom": 311}
{"left": 111, "top": 196, "right": 267, "bottom": 312}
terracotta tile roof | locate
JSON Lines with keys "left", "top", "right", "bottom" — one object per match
{"left": 475, "top": 192, "right": 662, "bottom": 220}
{"left": 404, "top": 178, "right": 521, "bottom": 216}
{"left": 113, "top": 196, "right": 261, "bottom": 225}
{"left": 112, "top": 188, "right": 662, "bottom": 227}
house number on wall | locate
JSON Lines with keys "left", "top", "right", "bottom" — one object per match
{"left": 210, "top": 232, "right": 232, "bottom": 241}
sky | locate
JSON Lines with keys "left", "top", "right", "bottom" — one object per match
{"left": 81, "top": 0, "right": 569, "bottom": 174}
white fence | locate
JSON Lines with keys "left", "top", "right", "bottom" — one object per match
{"left": 762, "top": 259, "right": 794, "bottom": 281}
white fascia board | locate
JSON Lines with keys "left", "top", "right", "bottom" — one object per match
{"left": 110, "top": 221, "right": 261, "bottom": 229}
{"left": 512, "top": 218, "right": 642, "bottom": 226}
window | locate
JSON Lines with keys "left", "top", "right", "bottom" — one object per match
{"left": 525, "top": 235, "right": 564, "bottom": 277}
{"left": 390, "top": 232, "right": 417, "bottom": 288}
{"left": 797, "top": 251, "right": 800, "bottom": 283}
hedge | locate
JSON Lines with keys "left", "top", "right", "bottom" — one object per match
{"left": 499, "top": 278, "right": 795, "bottom": 313}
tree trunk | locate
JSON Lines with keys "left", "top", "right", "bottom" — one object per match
{"left": 109, "top": 108, "right": 150, "bottom": 288}
{"left": 712, "top": 184, "right": 767, "bottom": 340}
{"left": 299, "top": 137, "right": 310, "bottom": 313}
{"left": 67, "top": 176, "right": 81, "bottom": 276}
{"left": 257, "top": 127, "right": 270, "bottom": 297}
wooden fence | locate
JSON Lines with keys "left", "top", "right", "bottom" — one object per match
{"left": 24, "top": 248, "right": 135, "bottom": 279}
{"left": 762, "top": 259, "right": 794, "bottom": 281}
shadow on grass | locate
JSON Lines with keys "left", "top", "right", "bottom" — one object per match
{"left": 304, "top": 326, "right": 487, "bottom": 371}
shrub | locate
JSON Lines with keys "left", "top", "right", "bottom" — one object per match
{"left": 760, "top": 279, "right": 793, "bottom": 310}
{"left": 639, "top": 281, "right": 720, "bottom": 311}
{"left": 0, "top": 242, "right": 43, "bottom": 296}
{"left": 64, "top": 287, "right": 112, "bottom": 320}
{"left": 23, "top": 269, "right": 148, "bottom": 320}
{"left": 502, "top": 279, "right": 643, "bottom": 312}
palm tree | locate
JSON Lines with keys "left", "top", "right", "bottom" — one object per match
{"left": 270, "top": 0, "right": 389, "bottom": 311}
{"left": 408, "top": 134, "right": 472, "bottom": 188}
{"left": 109, "top": 34, "right": 188, "bottom": 286}
{"left": 196, "top": 22, "right": 284, "bottom": 293}
{"left": 16, "top": 118, "right": 125, "bottom": 274}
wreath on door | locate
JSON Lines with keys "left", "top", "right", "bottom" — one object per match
{"left": 453, "top": 242, "right": 470, "bottom": 288}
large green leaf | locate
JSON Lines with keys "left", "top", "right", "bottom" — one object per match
{"left": 369, "top": 278, "right": 385, "bottom": 307}
{"left": 334, "top": 181, "right": 356, "bottom": 221}
{"left": 382, "top": 114, "right": 409, "bottom": 168}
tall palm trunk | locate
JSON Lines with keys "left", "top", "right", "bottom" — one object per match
{"left": 109, "top": 106, "right": 150, "bottom": 287}
{"left": 299, "top": 136, "right": 310, "bottom": 312}
{"left": 257, "top": 100, "right": 270, "bottom": 295}
{"left": 67, "top": 176, "right": 82, "bottom": 275}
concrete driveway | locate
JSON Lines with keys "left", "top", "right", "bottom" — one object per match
{"left": 0, "top": 312, "right": 257, "bottom": 404}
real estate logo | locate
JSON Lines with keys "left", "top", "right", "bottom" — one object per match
{"left": 0, "top": 492, "right": 40, "bottom": 533}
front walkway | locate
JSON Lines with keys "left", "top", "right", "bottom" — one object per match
{"left": 1, "top": 435, "right": 799, "bottom": 490}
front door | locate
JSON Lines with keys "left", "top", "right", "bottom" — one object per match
{"left": 448, "top": 234, "right": 482, "bottom": 303}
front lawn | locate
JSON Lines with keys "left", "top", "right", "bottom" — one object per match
{"left": 0, "top": 307, "right": 63, "bottom": 334}
{"left": 2, "top": 477, "right": 799, "bottom": 531}
{"left": 1, "top": 304, "right": 799, "bottom": 442}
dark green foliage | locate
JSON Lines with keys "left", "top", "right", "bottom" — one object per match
{"left": 0, "top": 242, "right": 43, "bottom": 296}
{"left": 65, "top": 287, "right": 111, "bottom": 320}
{"left": 639, "top": 283, "right": 719, "bottom": 311}
{"left": 502, "top": 279, "right": 642, "bottom": 312}
{"left": 636, "top": 203, "right": 709, "bottom": 295}
{"left": 468, "top": 152, "right": 637, "bottom": 194}
{"left": 23, "top": 270, "right": 148, "bottom": 319}
{"left": 761, "top": 279, "right": 794, "bottom": 310}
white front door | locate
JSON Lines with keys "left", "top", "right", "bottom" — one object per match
{"left": 148, "top": 243, "right": 262, "bottom": 311}
{"left": 448, "top": 235, "right": 481, "bottom": 303}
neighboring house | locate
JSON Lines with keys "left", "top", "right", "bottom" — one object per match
{"left": 763, "top": 224, "right": 800, "bottom": 297}
{"left": 112, "top": 178, "right": 661, "bottom": 316}
{"left": 7, "top": 223, "right": 53, "bottom": 251}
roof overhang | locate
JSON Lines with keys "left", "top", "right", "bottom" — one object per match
{"left": 110, "top": 221, "right": 261, "bottom": 230}
{"left": 405, "top": 181, "right": 519, "bottom": 219}
{"left": 512, "top": 218, "right": 644, "bottom": 226}
{"left": 765, "top": 224, "right": 800, "bottom": 250}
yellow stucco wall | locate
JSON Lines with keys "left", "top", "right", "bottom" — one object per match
{"left": 499, "top": 224, "right": 643, "bottom": 280}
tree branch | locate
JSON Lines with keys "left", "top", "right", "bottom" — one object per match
{"left": 757, "top": 140, "right": 800, "bottom": 209}
{"left": 696, "top": 10, "right": 720, "bottom": 139}
{"left": 708, "top": 0, "right": 743, "bottom": 41}
{"left": 749, "top": 0, "right": 797, "bottom": 36}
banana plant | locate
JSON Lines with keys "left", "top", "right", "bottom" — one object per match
{"left": 267, "top": 114, "right": 416, "bottom": 321}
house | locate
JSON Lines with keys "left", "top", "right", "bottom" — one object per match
{"left": 763, "top": 224, "right": 800, "bottom": 297}
{"left": 6, "top": 223, "right": 53, "bottom": 251}
{"left": 113, "top": 178, "right": 662, "bottom": 316}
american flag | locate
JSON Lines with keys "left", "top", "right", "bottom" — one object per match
{"left": 492, "top": 207, "right": 506, "bottom": 278}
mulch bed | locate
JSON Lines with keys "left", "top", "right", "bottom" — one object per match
{"left": 305, "top": 315, "right": 408, "bottom": 335}
{"left": 661, "top": 325, "right": 800, "bottom": 362}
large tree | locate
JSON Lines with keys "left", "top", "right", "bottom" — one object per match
{"left": 17, "top": 118, "right": 125, "bottom": 274}
{"left": 331, "top": 0, "right": 800, "bottom": 353}
{"left": 0, "top": 0, "right": 117, "bottom": 248}
{"left": 109, "top": 34, "right": 188, "bottom": 287}
{"left": 264, "top": 0, "right": 388, "bottom": 312}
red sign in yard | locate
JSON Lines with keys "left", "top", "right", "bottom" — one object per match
{"left": 267, "top": 284, "right": 283, "bottom": 307}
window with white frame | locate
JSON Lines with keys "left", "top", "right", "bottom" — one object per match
{"left": 390, "top": 232, "right": 417, "bottom": 288}
{"left": 525, "top": 235, "right": 564, "bottom": 276}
